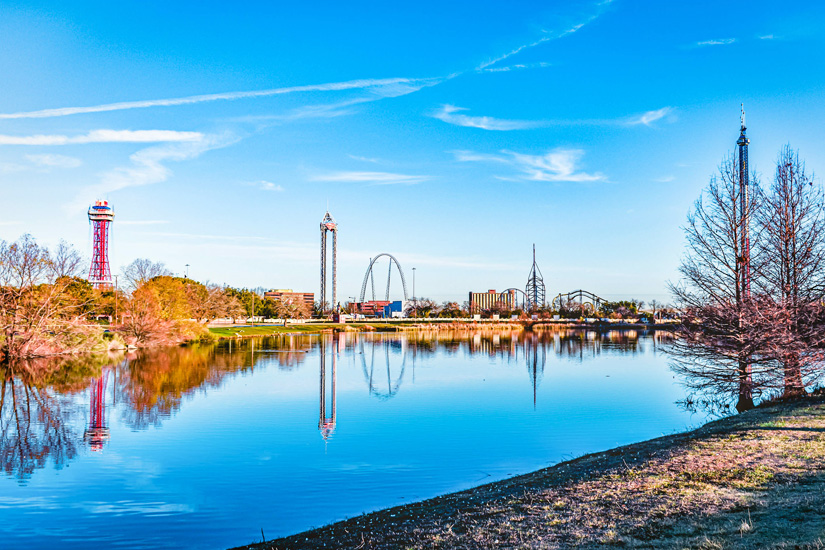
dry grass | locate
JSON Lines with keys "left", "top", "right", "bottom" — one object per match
{"left": 231, "top": 397, "right": 825, "bottom": 550}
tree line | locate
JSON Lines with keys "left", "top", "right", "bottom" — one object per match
{"left": 0, "top": 237, "right": 312, "bottom": 363}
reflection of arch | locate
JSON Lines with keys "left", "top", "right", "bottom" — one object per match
{"left": 552, "top": 289, "right": 606, "bottom": 312}
{"left": 359, "top": 254, "right": 409, "bottom": 303}
{"left": 360, "top": 339, "right": 407, "bottom": 399}
{"left": 498, "top": 288, "right": 530, "bottom": 311}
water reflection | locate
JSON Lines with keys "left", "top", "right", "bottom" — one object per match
{"left": 0, "top": 357, "right": 100, "bottom": 480}
{"left": 360, "top": 338, "right": 407, "bottom": 400}
{"left": 319, "top": 336, "right": 337, "bottom": 440}
{"left": 83, "top": 369, "right": 110, "bottom": 451}
{"left": 0, "top": 328, "right": 671, "bottom": 480}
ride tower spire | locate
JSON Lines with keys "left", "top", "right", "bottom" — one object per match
{"left": 525, "top": 244, "right": 546, "bottom": 310}
{"left": 320, "top": 211, "right": 338, "bottom": 315}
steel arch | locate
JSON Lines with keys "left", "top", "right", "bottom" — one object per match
{"left": 359, "top": 253, "right": 409, "bottom": 303}
{"left": 498, "top": 288, "right": 530, "bottom": 311}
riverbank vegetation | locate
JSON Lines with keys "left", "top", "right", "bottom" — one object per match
{"left": 236, "top": 395, "right": 825, "bottom": 550}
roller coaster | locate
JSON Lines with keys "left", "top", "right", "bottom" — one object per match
{"left": 551, "top": 289, "right": 606, "bottom": 312}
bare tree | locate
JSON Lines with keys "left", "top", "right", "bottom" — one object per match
{"left": 755, "top": 145, "right": 825, "bottom": 395}
{"left": 48, "top": 240, "right": 84, "bottom": 281}
{"left": 669, "top": 153, "right": 762, "bottom": 411}
{"left": 121, "top": 258, "right": 171, "bottom": 290}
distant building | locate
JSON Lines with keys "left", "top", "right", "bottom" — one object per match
{"left": 383, "top": 300, "right": 407, "bottom": 318}
{"left": 352, "top": 300, "right": 391, "bottom": 316}
{"left": 469, "top": 289, "right": 515, "bottom": 313}
{"left": 264, "top": 289, "right": 315, "bottom": 308}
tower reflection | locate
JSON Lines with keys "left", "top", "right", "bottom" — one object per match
{"left": 523, "top": 333, "right": 546, "bottom": 409}
{"left": 84, "top": 368, "right": 110, "bottom": 451}
{"left": 319, "top": 335, "right": 337, "bottom": 440}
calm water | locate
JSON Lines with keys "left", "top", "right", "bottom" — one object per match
{"left": 0, "top": 329, "right": 710, "bottom": 549}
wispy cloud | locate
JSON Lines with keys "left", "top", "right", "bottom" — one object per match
{"left": 431, "top": 105, "right": 542, "bottom": 131}
{"left": 0, "top": 162, "right": 26, "bottom": 173}
{"left": 131, "top": 231, "right": 515, "bottom": 271}
{"left": 480, "top": 62, "right": 552, "bottom": 73}
{"left": 25, "top": 154, "right": 82, "bottom": 168}
{"left": 653, "top": 175, "right": 675, "bottom": 183}
{"left": 625, "top": 107, "right": 673, "bottom": 126}
{"left": 695, "top": 38, "right": 736, "bottom": 47}
{"left": 759, "top": 34, "right": 776, "bottom": 40}
{"left": 68, "top": 132, "right": 237, "bottom": 212}
{"left": 476, "top": 1, "right": 613, "bottom": 71}
{"left": 259, "top": 180, "right": 284, "bottom": 191}
{"left": 348, "top": 154, "right": 381, "bottom": 163}
{"left": 0, "top": 129, "right": 203, "bottom": 145}
{"left": 310, "top": 171, "right": 429, "bottom": 185}
{"left": 0, "top": 221, "right": 22, "bottom": 226}
{"left": 435, "top": 105, "right": 674, "bottom": 130}
{"left": 0, "top": 78, "right": 440, "bottom": 120}
{"left": 454, "top": 148, "right": 605, "bottom": 183}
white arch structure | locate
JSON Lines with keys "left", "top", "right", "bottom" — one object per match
{"left": 359, "top": 253, "right": 409, "bottom": 303}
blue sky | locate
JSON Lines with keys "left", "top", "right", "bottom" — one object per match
{"left": 1, "top": 0, "right": 824, "bottom": 304}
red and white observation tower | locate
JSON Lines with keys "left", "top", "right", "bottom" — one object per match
{"left": 88, "top": 200, "right": 115, "bottom": 289}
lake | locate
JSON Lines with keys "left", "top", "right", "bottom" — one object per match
{"left": 0, "top": 328, "right": 711, "bottom": 549}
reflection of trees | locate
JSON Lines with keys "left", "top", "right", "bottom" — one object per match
{"left": 0, "top": 360, "right": 89, "bottom": 480}
{"left": 116, "top": 343, "right": 257, "bottom": 429}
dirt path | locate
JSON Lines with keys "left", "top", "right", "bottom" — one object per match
{"left": 232, "top": 396, "right": 825, "bottom": 549}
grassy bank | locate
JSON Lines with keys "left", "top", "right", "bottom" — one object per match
{"left": 233, "top": 396, "right": 825, "bottom": 549}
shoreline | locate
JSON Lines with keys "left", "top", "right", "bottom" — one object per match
{"left": 209, "top": 320, "right": 676, "bottom": 339}
{"left": 232, "top": 395, "right": 825, "bottom": 549}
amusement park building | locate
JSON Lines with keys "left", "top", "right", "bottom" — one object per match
{"left": 469, "top": 289, "right": 516, "bottom": 313}
{"left": 264, "top": 289, "right": 315, "bottom": 308}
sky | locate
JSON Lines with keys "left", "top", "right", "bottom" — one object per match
{"left": 1, "top": 0, "right": 824, "bottom": 305}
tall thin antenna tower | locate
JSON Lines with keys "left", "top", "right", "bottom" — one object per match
{"left": 88, "top": 200, "right": 114, "bottom": 289}
{"left": 320, "top": 211, "right": 338, "bottom": 315}
{"left": 737, "top": 104, "right": 751, "bottom": 298}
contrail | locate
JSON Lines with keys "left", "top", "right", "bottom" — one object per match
{"left": 0, "top": 77, "right": 437, "bottom": 120}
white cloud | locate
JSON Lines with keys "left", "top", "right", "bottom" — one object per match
{"left": 481, "top": 62, "right": 552, "bottom": 73}
{"left": 654, "top": 175, "right": 675, "bottom": 183}
{"left": 431, "top": 105, "right": 542, "bottom": 131}
{"left": 0, "top": 221, "right": 22, "bottom": 226}
{"left": 695, "top": 38, "right": 736, "bottom": 47}
{"left": 259, "top": 180, "right": 284, "bottom": 191}
{"left": 759, "top": 34, "right": 775, "bottom": 40}
{"left": 348, "top": 155, "right": 380, "bottom": 163}
{"left": 25, "top": 154, "right": 82, "bottom": 168}
{"left": 68, "top": 132, "right": 238, "bottom": 212}
{"left": 454, "top": 148, "right": 605, "bottom": 183}
{"left": 476, "top": 2, "right": 612, "bottom": 71}
{"left": 0, "top": 77, "right": 441, "bottom": 120}
{"left": 0, "top": 129, "right": 203, "bottom": 145}
{"left": 626, "top": 107, "right": 673, "bottom": 126}
{"left": 0, "top": 162, "right": 26, "bottom": 173}
{"left": 310, "top": 171, "right": 429, "bottom": 185}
